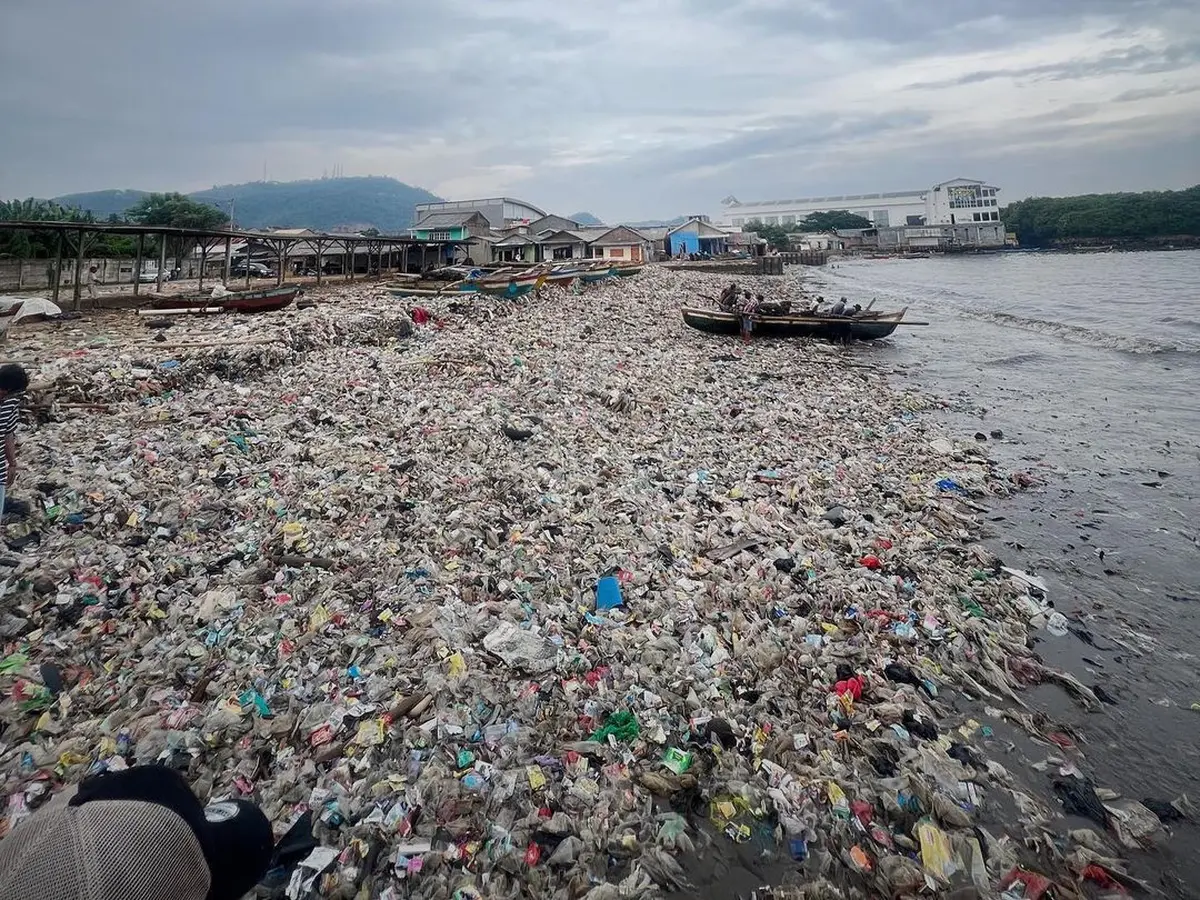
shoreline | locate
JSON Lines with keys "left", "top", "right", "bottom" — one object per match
{"left": 0, "top": 269, "right": 1172, "bottom": 898}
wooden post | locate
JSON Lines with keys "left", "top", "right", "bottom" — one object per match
{"left": 346, "top": 242, "right": 354, "bottom": 282}
{"left": 198, "top": 241, "right": 207, "bottom": 291}
{"left": 16, "top": 257, "right": 24, "bottom": 290}
{"left": 315, "top": 240, "right": 323, "bottom": 286}
{"left": 72, "top": 229, "right": 85, "bottom": 311}
{"left": 52, "top": 231, "right": 63, "bottom": 306}
{"left": 276, "top": 243, "right": 284, "bottom": 286}
{"left": 157, "top": 234, "right": 167, "bottom": 292}
{"left": 133, "top": 232, "right": 144, "bottom": 296}
{"left": 402, "top": 245, "right": 408, "bottom": 275}
{"left": 222, "top": 235, "right": 232, "bottom": 284}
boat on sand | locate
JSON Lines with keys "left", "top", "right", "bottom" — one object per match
{"left": 681, "top": 305, "right": 921, "bottom": 341}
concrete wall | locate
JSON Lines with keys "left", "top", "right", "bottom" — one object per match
{"left": 0, "top": 257, "right": 167, "bottom": 291}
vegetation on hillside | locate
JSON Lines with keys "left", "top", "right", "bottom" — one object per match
{"left": 189, "top": 176, "right": 443, "bottom": 232}
{"left": 1002, "top": 185, "right": 1200, "bottom": 246}
{"left": 50, "top": 177, "right": 444, "bottom": 233}
{"left": 743, "top": 210, "right": 873, "bottom": 249}
{"left": 568, "top": 211, "right": 604, "bottom": 226}
{"left": 51, "top": 189, "right": 151, "bottom": 220}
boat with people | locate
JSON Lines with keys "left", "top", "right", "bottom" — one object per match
{"left": 680, "top": 305, "right": 920, "bottom": 341}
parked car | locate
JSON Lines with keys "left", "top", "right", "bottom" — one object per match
{"left": 137, "top": 269, "right": 164, "bottom": 283}
{"left": 231, "top": 261, "right": 275, "bottom": 278}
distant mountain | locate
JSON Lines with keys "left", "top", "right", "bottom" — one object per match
{"left": 53, "top": 177, "right": 444, "bottom": 232}
{"left": 568, "top": 211, "right": 604, "bottom": 226}
{"left": 622, "top": 215, "right": 689, "bottom": 229}
{"left": 190, "top": 177, "right": 443, "bottom": 232}
{"left": 53, "top": 189, "right": 151, "bottom": 219}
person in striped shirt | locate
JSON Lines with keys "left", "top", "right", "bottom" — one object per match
{"left": 0, "top": 363, "right": 29, "bottom": 521}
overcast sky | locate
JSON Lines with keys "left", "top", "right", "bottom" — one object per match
{"left": 2, "top": 0, "right": 1198, "bottom": 221}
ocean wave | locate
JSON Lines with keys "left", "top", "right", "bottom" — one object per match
{"left": 981, "top": 350, "right": 1045, "bottom": 366}
{"left": 804, "top": 263, "right": 1200, "bottom": 355}
{"left": 969, "top": 311, "right": 1195, "bottom": 355}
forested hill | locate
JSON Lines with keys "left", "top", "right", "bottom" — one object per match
{"left": 52, "top": 189, "right": 150, "bottom": 219}
{"left": 52, "top": 177, "right": 444, "bottom": 232}
{"left": 1002, "top": 185, "right": 1200, "bottom": 247}
{"left": 190, "top": 177, "right": 442, "bottom": 231}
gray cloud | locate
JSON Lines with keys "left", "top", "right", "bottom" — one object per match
{"left": 0, "top": 0, "right": 1197, "bottom": 220}
{"left": 906, "top": 40, "right": 1200, "bottom": 89}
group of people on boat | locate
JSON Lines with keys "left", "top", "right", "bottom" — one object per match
{"left": 719, "top": 284, "right": 870, "bottom": 318}
{"left": 714, "top": 283, "right": 871, "bottom": 343}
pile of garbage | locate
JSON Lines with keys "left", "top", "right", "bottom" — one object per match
{"left": 0, "top": 269, "right": 1178, "bottom": 898}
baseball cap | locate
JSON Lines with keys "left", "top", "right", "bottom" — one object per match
{"left": 0, "top": 765, "right": 275, "bottom": 900}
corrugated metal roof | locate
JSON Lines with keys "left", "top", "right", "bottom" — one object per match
{"left": 413, "top": 211, "right": 484, "bottom": 229}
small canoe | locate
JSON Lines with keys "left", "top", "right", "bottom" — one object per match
{"left": 150, "top": 286, "right": 298, "bottom": 312}
{"left": 580, "top": 268, "right": 615, "bottom": 283}
{"left": 613, "top": 265, "right": 644, "bottom": 277}
{"left": 225, "top": 286, "right": 298, "bottom": 313}
{"left": 681, "top": 306, "right": 913, "bottom": 341}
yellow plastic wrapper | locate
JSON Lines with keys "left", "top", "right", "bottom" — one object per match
{"left": 916, "top": 818, "right": 958, "bottom": 881}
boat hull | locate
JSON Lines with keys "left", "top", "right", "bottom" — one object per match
{"left": 681, "top": 306, "right": 905, "bottom": 341}
{"left": 150, "top": 286, "right": 298, "bottom": 312}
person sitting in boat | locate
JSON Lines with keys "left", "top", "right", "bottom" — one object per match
{"left": 846, "top": 303, "right": 863, "bottom": 317}
{"left": 718, "top": 283, "right": 739, "bottom": 311}
{"left": 829, "top": 297, "right": 847, "bottom": 316}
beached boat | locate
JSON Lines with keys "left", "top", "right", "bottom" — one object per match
{"left": 225, "top": 287, "right": 299, "bottom": 313}
{"left": 680, "top": 306, "right": 916, "bottom": 341}
{"left": 613, "top": 264, "right": 644, "bottom": 277}
{"left": 579, "top": 266, "right": 615, "bottom": 284}
{"left": 472, "top": 274, "right": 546, "bottom": 297}
{"left": 150, "top": 286, "right": 299, "bottom": 313}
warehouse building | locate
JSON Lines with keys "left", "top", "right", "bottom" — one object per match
{"left": 717, "top": 178, "right": 1001, "bottom": 229}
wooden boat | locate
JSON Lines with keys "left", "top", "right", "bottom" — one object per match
{"left": 680, "top": 306, "right": 918, "bottom": 341}
{"left": 472, "top": 274, "right": 546, "bottom": 297}
{"left": 613, "top": 265, "right": 644, "bottom": 277}
{"left": 579, "top": 266, "right": 615, "bottom": 284}
{"left": 225, "top": 286, "right": 298, "bottom": 313}
{"left": 150, "top": 286, "right": 298, "bottom": 313}
{"left": 539, "top": 268, "right": 585, "bottom": 287}
{"left": 0, "top": 301, "right": 24, "bottom": 320}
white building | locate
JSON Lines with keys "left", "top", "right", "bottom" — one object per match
{"left": 717, "top": 178, "right": 1001, "bottom": 229}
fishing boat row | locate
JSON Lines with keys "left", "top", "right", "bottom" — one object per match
{"left": 385, "top": 260, "right": 642, "bottom": 298}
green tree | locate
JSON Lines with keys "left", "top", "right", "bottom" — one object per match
{"left": 126, "top": 193, "right": 228, "bottom": 231}
{"left": 799, "top": 210, "right": 872, "bottom": 231}
{"left": 1001, "top": 186, "right": 1200, "bottom": 246}
{"left": 126, "top": 193, "right": 228, "bottom": 270}
{"left": 742, "top": 220, "right": 793, "bottom": 250}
